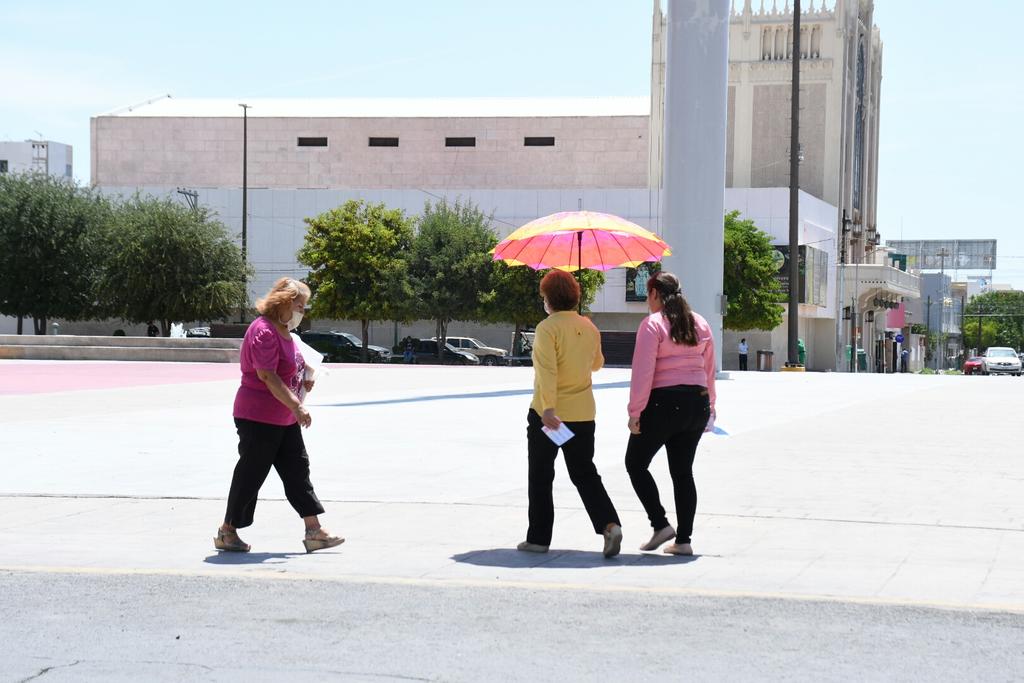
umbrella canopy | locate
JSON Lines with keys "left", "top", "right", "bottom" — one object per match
{"left": 491, "top": 211, "right": 671, "bottom": 272}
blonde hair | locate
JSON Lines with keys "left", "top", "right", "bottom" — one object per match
{"left": 256, "top": 277, "right": 311, "bottom": 317}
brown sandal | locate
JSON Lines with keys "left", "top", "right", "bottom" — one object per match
{"left": 214, "top": 528, "right": 251, "bottom": 552}
{"left": 302, "top": 527, "right": 345, "bottom": 553}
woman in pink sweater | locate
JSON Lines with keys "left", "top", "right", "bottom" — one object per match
{"left": 625, "top": 272, "right": 716, "bottom": 556}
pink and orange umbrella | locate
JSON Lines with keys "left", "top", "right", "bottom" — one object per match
{"left": 491, "top": 211, "right": 671, "bottom": 273}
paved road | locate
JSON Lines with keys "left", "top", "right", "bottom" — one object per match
{"left": 4, "top": 571, "right": 1023, "bottom": 682}
{"left": 1, "top": 362, "right": 1022, "bottom": 680}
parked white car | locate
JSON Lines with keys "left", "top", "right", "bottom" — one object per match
{"left": 982, "top": 347, "right": 1022, "bottom": 376}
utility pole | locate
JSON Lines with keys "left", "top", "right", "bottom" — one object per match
{"left": 976, "top": 302, "right": 983, "bottom": 353}
{"left": 925, "top": 295, "right": 931, "bottom": 370}
{"left": 936, "top": 247, "right": 950, "bottom": 370}
{"left": 786, "top": 0, "right": 802, "bottom": 367}
{"left": 960, "top": 294, "right": 966, "bottom": 363}
{"left": 176, "top": 187, "right": 199, "bottom": 212}
{"left": 238, "top": 103, "right": 251, "bottom": 323}
{"left": 849, "top": 301, "right": 857, "bottom": 372}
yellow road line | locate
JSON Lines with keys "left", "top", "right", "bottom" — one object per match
{"left": 2, "top": 563, "right": 1022, "bottom": 615}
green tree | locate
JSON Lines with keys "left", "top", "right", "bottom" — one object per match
{"left": 97, "top": 195, "right": 248, "bottom": 336}
{"left": 722, "top": 210, "right": 785, "bottom": 331}
{"left": 961, "top": 290, "right": 1024, "bottom": 351}
{"left": 297, "top": 200, "right": 415, "bottom": 361}
{"left": 0, "top": 173, "right": 112, "bottom": 333}
{"left": 483, "top": 263, "right": 605, "bottom": 354}
{"left": 408, "top": 199, "right": 498, "bottom": 359}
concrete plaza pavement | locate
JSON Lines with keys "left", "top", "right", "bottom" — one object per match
{"left": 1, "top": 360, "right": 1023, "bottom": 679}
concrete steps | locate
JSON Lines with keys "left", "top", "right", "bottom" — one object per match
{"left": 0, "top": 335, "right": 241, "bottom": 363}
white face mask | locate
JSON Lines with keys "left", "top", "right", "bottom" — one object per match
{"left": 280, "top": 310, "right": 304, "bottom": 330}
{"left": 543, "top": 299, "right": 552, "bottom": 315}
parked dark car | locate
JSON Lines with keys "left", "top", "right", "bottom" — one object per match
{"left": 299, "top": 331, "right": 393, "bottom": 363}
{"left": 405, "top": 339, "right": 480, "bottom": 365}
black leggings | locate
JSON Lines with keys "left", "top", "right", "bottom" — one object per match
{"left": 526, "top": 410, "right": 620, "bottom": 546}
{"left": 624, "top": 386, "right": 709, "bottom": 544}
{"left": 224, "top": 418, "right": 325, "bottom": 529}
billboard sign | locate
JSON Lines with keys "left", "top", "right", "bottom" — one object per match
{"left": 625, "top": 261, "right": 662, "bottom": 302}
{"left": 773, "top": 244, "right": 829, "bottom": 307}
{"left": 885, "top": 239, "right": 996, "bottom": 270}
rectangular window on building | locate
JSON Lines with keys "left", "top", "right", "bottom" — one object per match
{"left": 524, "top": 137, "right": 555, "bottom": 147}
{"left": 0, "top": 160, "right": 7, "bottom": 173}
{"left": 445, "top": 137, "right": 476, "bottom": 147}
{"left": 368, "top": 137, "right": 399, "bottom": 147}
{"left": 297, "top": 137, "right": 328, "bottom": 147}
{"left": 65, "top": 164, "right": 72, "bottom": 177}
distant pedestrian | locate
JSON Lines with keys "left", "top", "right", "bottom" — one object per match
{"left": 738, "top": 338, "right": 748, "bottom": 371}
{"left": 214, "top": 277, "right": 343, "bottom": 554}
{"left": 146, "top": 321, "right": 159, "bottom": 337}
{"left": 517, "top": 270, "right": 623, "bottom": 558}
{"left": 901, "top": 348, "right": 909, "bottom": 373}
{"left": 403, "top": 337, "right": 415, "bottom": 364}
{"left": 625, "top": 272, "right": 716, "bottom": 556}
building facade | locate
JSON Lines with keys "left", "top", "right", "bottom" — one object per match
{"left": 0, "top": 139, "right": 73, "bottom": 179}
{"left": 91, "top": 97, "right": 650, "bottom": 190}
{"left": 651, "top": 0, "right": 883, "bottom": 261}
{"left": 905, "top": 273, "right": 963, "bottom": 369}
{"left": 87, "top": 1, "right": 897, "bottom": 370}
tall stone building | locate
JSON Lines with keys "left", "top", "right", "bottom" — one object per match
{"left": 650, "top": 0, "right": 883, "bottom": 262}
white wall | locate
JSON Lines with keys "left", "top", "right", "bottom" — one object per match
{"left": 0, "top": 141, "right": 73, "bottom": 178}
{"left": 724, "top": 187, "right": 838, "bottom": 321}
{"left": 94, "top": 185, "right": 841, "bottom": 367}
{"left": 99, "top": 185, "right": 667, "bottom": 317}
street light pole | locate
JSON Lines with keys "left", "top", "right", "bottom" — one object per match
{"left": 239, "top": 103, "right": 251, "bottom": 323}
{"left": 786, "top": 0, "right": 802, "bottom": 367}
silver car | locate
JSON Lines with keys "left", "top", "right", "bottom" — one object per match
{"left": 436, "top": 336, "right": 508, "bottom": 366}
{"left": 982, "top": 347, "right": 1022, "bottom": 376}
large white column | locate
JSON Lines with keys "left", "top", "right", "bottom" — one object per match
{"left": 661, "top": 0, "right": 730, "bottom": 368}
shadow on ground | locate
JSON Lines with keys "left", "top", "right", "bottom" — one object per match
{"left": 451, "top": 548, "right": 699, "bottom": 569}
{"left": 203, "top": 552, "right": 309, "bottom": 565}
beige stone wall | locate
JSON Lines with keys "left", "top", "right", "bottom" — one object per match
{"left": 92, "top": 115, "right": 649, "bottom": 190}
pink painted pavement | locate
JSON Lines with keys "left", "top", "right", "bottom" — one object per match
{"left": 0, "top": 362, "right": 240, "bottom": 395}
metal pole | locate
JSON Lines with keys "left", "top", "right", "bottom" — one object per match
{"left": 925, "top": 295, "right": 931, "bottom": 369}
{"left": 937, "top": 247, "right": 948, "bottom": 370}
{"left": 577, "top": 231, "right": 583, "bottom": 314}
{"left": 787, "top": 0, "right": 802, "bottom": 366}
{"left": 960, "top": 294, "right": 966, "bottom": 364}
{"left": 850, "top": 298, "right": 857, "bottom": 373}
{"left": 239, "top": 103, "right": 251, "bottom": 323}
{"left": 976, "top": 302, "right": 982, "bottom": 353}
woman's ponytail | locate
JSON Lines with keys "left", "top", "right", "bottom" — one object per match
{"left": 647, "top": 272, "right": 697, "bottom": 346}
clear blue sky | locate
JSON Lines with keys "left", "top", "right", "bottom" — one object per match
{"left": 2, "top": 0, "right": 1021, "bottom": 287}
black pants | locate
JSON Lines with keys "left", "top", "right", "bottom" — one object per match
{"left": 526, "top": 410, "right": 620, "bottom": 546}
{"left": 224, "top": 418, "right": 326, "bottom": 529}
{"left": 739, "top": 353, "right": 748, "bottom": 371}
{"left": 624, "top": 386, "right": 709, "bottom": 544}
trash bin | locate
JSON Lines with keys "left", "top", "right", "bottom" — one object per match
{"left": 797, "top": 338, "right": 806, "bottom": 366}
{"left": 857, "top": 349, "right": 868, "bottom": 372}
{"left": 757, "top": 349, "right": 774, "bottom": 372}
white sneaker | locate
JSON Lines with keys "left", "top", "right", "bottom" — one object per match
{"left": 640, "top": 525, "right": 675, "bottom": 552}
{"left": 603, "top": 524, "right": 623, "bottom": 558}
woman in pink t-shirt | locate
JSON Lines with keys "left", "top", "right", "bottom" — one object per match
{"left": 214, "top": 277, "right": 343, "bottom": 554}
{"left": 625, "top": 272, "right": 716, "bottom": 556}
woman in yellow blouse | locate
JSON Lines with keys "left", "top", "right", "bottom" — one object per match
{"left": 517, "top": 270, "right": 623, "bottom": 558}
